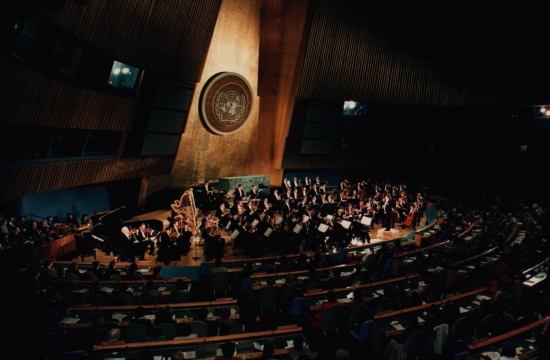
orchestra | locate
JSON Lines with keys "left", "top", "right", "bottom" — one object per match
{"left": 107, "top": 177, "right": 423, "bottom": 263}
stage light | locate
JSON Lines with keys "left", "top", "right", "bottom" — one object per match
{"left": 541, "top": 107, "right": 546, "bottom": 113}
{"left": 112, "top": 68, "right": 120, "bottom": 75}
{"left": 546, "top": 110, "right": 550, "bottom": 116}
{"left": 121, "top": 68, "right": 129, "bottom": 74}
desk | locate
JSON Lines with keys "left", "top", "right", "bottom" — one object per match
{"left": 466, "top": 317, "right": 550, "bottom": 360}
{"left": 304, "top": 275, "right": 423, "bottom": 311}
{"left": 70, "top": 282, "right": 183, "bottom": 297}
{"left": 414, "top": 221, "right": 440, "bottom": 247}
{"left": 370, "top": 289, "right": 488, "bottom": 351}
{"left": 93, "top": 327, "right": 304, "bottom": 356}
{"left": 37, "top": 234, "right": 76, "bottom": 260}
{"left": 61, "top": 301, "right": 239, "bottom": 328}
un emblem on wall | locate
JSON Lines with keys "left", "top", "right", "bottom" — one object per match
{"left": 199, "top": 72, "right": 254, "bottom": 135}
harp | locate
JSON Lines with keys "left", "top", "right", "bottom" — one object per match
{"left": 171, "top": 188, "right": 198, "bottom": 234}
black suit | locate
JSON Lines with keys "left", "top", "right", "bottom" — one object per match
{"left": 383, "top": 200, "right": 395, "bottom": 231}
{"left": 234, "top": 188, "right": 245, "bottom": 202}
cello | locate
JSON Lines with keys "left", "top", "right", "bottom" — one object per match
{"left": 403, "top": 206, "right": 415, "bottom": 227}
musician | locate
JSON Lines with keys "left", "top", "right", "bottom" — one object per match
{"left": 299, "top": 187, "right": 308, "bottom": 200}
{"left": 120, "top": 226, "right": 138, "bottom": 262}
{"left": 271, "top": 189, "right": 282, "bottom": 206}
{"left": 383, "top": 195, "right": 395, "bottom": 231}
{"left": 27, "top": 221, "right": 42, "bottom": 241}
{"left": 225, "top": 212, "right": 240, "bottom": 232}
{"left": 292, "top": 177, "right": 300, "bottom": 190}
{"left": 283, "top": 178, "right": 291, "bottom": 191}
{"left": 202, "top": 181, "right": 214, "bottom": 211}
{"left": 216, "top": 203, "right": 229, "bottom": 228}
{"left": 402, "top": 205, "right": 417, "bottom": 230}
{"left": 309, "top": 184, "right": 320, "bottom": 198}
{"left": 135, "top": 223, "right": 155, "bottom": 256}
{"left": 282, "top": 198, "right": 292, "bottom": 215}
{"left": 81, "top": 214, "right": 93, "bottom": 228}
{"left": 319, "top": 184, "right": 327, "bottom": 195}
{"left": 39, "top": 219, "right": 56, "bottom": 240}
{"left": 259, "top": 198, "right": 272, "bottom": 213}
{"left": 297, "top": 197, "right": 309, "bottom": 212}
{"left": 337, "top": 181, "right": 345, "bottom": 191}
{"left": 203, "top": 227, "right": 224, "bottom": 260}
{"left": 249, "top": 185, "right": 259, "bottom": 199}
{"left": 175, "top": 221, "right": 192, "bottom": 256}
{"left": 157, "top": 227, "right": 175, "bottom": 265}
{"left": 303, "top": 177, "right": 311, "bottom": 186}
{"left": 65, "top": 213, "right": 80, "bottom": 227}
{"left": 230, "top": 185, "right": 243, "bottom": 205}
{"left": 232, "top": 200, "right": 245, "bottom": 215}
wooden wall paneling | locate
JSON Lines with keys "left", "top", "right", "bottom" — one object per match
{"left": 44, "top": 0, "right": 222, "bottom": 82}
{"left": 0, "top": 156, "right": 174, "bottom": 203}
{"left": 0, "top": 57, "right": 135, "bottom": 131}
{"left": 296, "top": 0, "right": 512, "bottom": 107}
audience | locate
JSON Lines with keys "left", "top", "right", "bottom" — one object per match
{"left": 2, "top": 178, "right": 550, "bottom": 360}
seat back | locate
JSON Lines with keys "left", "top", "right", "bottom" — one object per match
{"left": 305, "top": 281, "right": 319, "bottom": 292}
{"left": 89, "top": 294, "right": 105, "bottom": 306}
{"left": 210, "top": 271, "right": 229, "bottom": 290}
{"left": 447, "top": 316, "right": 471, "bottom": 347}
{"left": 41, "top": 332, "right": 67, "bottom": 358}
{"left": 124, "top": 324, "right": 147, "bottom": 343}
{"left": 117, "top": 293, "right": 134, "bottom": 305}
{"left": 93, "top": 328, "right": 112, "bottom": 345}
{"left": 453, "top": 351, "right": 467, "bottom": 360}
{"left": 289, "top": 297, "right": 304, "bottom": 316}
{"left": 158, "top": 323, "right": 177, "bottom": 340}
{"left": 384, "top": 259, "right": 393, "bottom": 273}
{"left": 260, "top": 287, "right": 278, "bottom": 309}
{"left": 198, "top": 262, "right": 211, "bottom": 279}
{"left": 480, "top": 314, "right": 499, "bottom": 336}
{"left": 240, "top": 279, "right": 252, "bottom": 295}
{"left": 61, "top": 293, "right": 74, "bottom": 308}
{"left": 363, "top": 254, "right": 377, "bottom": 270}
{"left": 189, "top": 321, "right": 209, "bottom": 337}
{"left": 351, "top": 274, "right": 365, "bottom": 286}
{"left": 376, "top": 297, "right": 392, "bottom": 313}
{"left": 176, "top": 291, "right": 190, "bottom": 303}
{"left": 351, "top": 320, "right": 373, "bottom": 342}
{"left": 403, "top": 330, "right": 426, "bottom": 360}
{"left": 228, "top": 322, "right": 242, "bottom": 334}
{"left": 369, "top": 270, "right": 382, "bottom": 282}
{"left": 44, "top": 309, "right": 61, "bottom": 331}
{"left": 320, "top": 305, "right": 342, "bottom": 331}
{"left": 65, "top": 272, "right": 80, "bottom": 280}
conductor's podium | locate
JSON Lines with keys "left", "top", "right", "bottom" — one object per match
{"left": 377, "top": 228, "right": 400, "bottom": 240}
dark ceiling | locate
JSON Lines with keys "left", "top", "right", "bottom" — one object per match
{"left": 363, "top": 0, "right": 550, "bottom": 103}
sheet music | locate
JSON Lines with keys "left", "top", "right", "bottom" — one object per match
{"left": 341, "top": 220, "right": 351, "bottom": 229}
{"left": 318, "top": 223, "right": 329, "bottom": 233}
{"left": 231, "top": 229, "right": 240, "bottom": 239}
{"left": 251, "top": 219, "right": 259, "bottom": 227}
{"left": 361, "top": 216, "right": 373, "bottom": 226}
{"left": 293, "top": 224, "right": 302, "bottom": 234}
{"left": 264, "top": 228, "right": 273, "bottom": 237}
{"left": 225, "top": 221, "right": 231, "bottom": 230}
{"left": 276, "top": 217, "right": 283, "bottom": 224}
{"left": 302, "top": 215, "right": 310, "bottom": 222}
